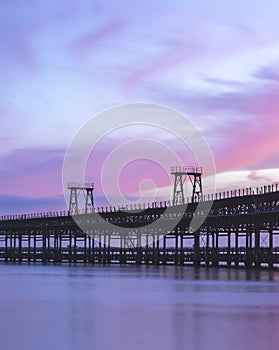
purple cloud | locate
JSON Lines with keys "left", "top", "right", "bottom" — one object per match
{"left": 254, "top": 65, "right": 279, "bottom": 82}
{"left": 0, "top": 194, "right": 65, "bottom": 216}
{"left": 0, "top": 148, "right": 65, "bottom": 197}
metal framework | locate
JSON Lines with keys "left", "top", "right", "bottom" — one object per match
{"left": 171, "top": 166, "right": 203, "bottom": 205}
{"left": 68, "top": 182, "right": 94, "bottom": 215}
{"left": 0, "top": 186, "right": 279, "bottom": 268}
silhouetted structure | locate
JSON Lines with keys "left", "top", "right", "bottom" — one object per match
{"left": 68, "top": 182, "right": 94, "bottom": 215}
{"left": 171, "top": 166, "right": 203, "bottom": 205}
{"left": 0, "top": 184, "right": 279, "bottom": 269}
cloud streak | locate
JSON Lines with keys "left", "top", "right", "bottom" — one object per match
{"left": 1, "top": 0, "right": 279, "bottom": 213}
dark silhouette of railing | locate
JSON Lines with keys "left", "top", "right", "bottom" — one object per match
{"left": 1, "top": 184, "right": 278, "bottom": 221}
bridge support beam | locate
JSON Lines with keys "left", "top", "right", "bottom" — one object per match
{"left": 194, "top": 230, "right": 200, "bottom": 267}
{"left": 269, "top": 228, "right": 273, "bottom": 268}
{"left": 180, "top": 234, "right": 184, "bottom": 265}
{"left": 235, "top": 229, "right": 239, "bottom": 267}
{"left": 254, "top": 227, "right": 260, "bottom": 268}
{"left": 163, "top": 235, "right": 167, "bottom": 265}
{"left": 212, "top": 230, "right": 219, "bottom": 267}
{"left": 205, "top": 230, "right": 210, "bottom": 266}
{"left": 245, "top": 227, "right": 252, "bottom": 268}
{"left": 227, "top": 229, "right": 231, "bottom": 267}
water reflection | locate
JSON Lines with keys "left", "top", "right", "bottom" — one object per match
{"left": 0, "top": 264, "right": 279, "bottom": 350}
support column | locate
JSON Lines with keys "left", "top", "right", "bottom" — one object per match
{"left": 13, "top": 234, "right": 16, "bottom": 262}
{"left": 206, "top": 229, "right": 210, "bottom": 266}
{"left": 194, "top": 230, "right": 200, "bottom": 267}
{"left": 145, "top": 233, "right": 149, "bottom": 264}
{"left": 98, "top": 234, "right": 102, "bottom": 264}
{"left": 180, "top": 234, "right": 184, "bottom": 265}
{"left": 18, "top": 233, "right": 22, "bottom": 263}
{"left": 59, "top": 234, "right": 62, "bottom": 263}
{"left": 175, "top": 233, "right": 179, "bottom": 265}
{"left": 92, "top": 235, "right": 95, "bottom": 264}
{"left": 84, "top": 234, "right": 87, "bottom": 263}
{"left": 107, "top": 233, "right": 111, "bottom": 264}
{"left": 47, "top": 233, "right": 50, "bottom": 263}
{"left": 73, "top": 234, "right": 77, "bottom": 263}
{"left": 157, "top": 233, "right": 160, "bottom": 265}
{"left": 254, "top": 227, "right": 260, "bottom": 268}
{"left": 136, "top": 231, "right": 142, "bottom": 265}
{"left": 42, "top": 230, "right": 46, "bottom": 264}
{"left": 235, "top": 228, "right": 239, "bottom": 267}
{"left": 69, "top": 230, "right": 72, "bottom": 263}
{"left": 245, "top": 227, "right": 252, "bottom": 268}
{"left": 163, "top": 235, "right": 167, "bottom": 265}
{"left": 227, "top": 229, "right": 231, "bottom": 266}
{"left": 5, "top": 232, "right": 8, "bottom": 262}
{"left": 269, "top": 228, "right": 273, "bottom": 268}
{"left": 33, "top": 234, "right": 37, "bottom": 262}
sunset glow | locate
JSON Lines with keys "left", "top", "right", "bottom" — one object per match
{"left": 1, "top": 0, "right": 279, "bottom": 214}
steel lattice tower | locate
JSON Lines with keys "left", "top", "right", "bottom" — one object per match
{"left": 171, "top": 166, "right": 203, "bottom": 205}
{"left": 68, "top": 182, "right": 95, "bottom": 215}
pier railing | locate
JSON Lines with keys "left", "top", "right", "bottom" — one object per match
{"left": 0, "top": 184, "right": 278, "bottom": 222}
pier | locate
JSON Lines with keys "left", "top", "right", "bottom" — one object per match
{"left": 0, "top": 184, "right": 279, "bottom": 268}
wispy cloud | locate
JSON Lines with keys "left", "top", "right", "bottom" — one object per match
{"left": 254, "top": 64, "right": 279, "bottom": 82}
{"left": 0, "top": 148, "right": 65, "bottom": 197}
{"left": 1, "top": 0, "right": 279, "bottom": 213}
{"left": 72, "top": 21, "right": 125, "bottom": 56}
{"left": 0, "top": 194, "right": 65, "bottom": 215}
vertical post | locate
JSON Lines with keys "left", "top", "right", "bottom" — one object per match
{"left": 74, "top": 234, "right": 77, "bottom": 263}
{"left": 152, "top": 233, "right": 158, "bottom": 265}
{"left": 18, "top": 233, "right": 22, "bottom": 263}
{"left": 98, "top": 233, "right": 102, "bottom": 264}
{"left": 28, "top": 231, "right": 31, "bottom": 262}
{"left": 5, "top": 231, "right": 8, "bottom": 262}
{"left": 47, "top": 233, "right": 50, "bottom": 263}
{"left": 13, "top": 233, "right": 16, "bottom": 262}
{"left": 206, "top": 229, "right": 210, "bottom": 266}
{"left": 269, "top": 228, "right": 273, "bottom": 268}
{"left": 245, "top": 227, "right": 252, "bottom": 268}
{"left": 157, "top": 233, "right": 160, "bottom": 265}
{"left": 175, "top": 232, "right": 179, "bottom": 265}
{"left": 213, "top": 230, "right": 219, "bottom": 266}
{"left": 107, "top": 233, "right": 111, "bottom": 264}
{"left": 33, "top": 233, "right": 37, "bottom": 262}
{"left": 235, "top": 228, "right": 239, "bottom": 267}
{"left": 194, "top": 230, "right": 200, "bottom": 266}
{"left": 92, "top": 235, "right": 95, "bottom": 264}
{"left": 227, "top": 229, "right": 231, "bottom": 266}
{"left": 103, "top": 234, "right": 106, "bottom": 265}
{"left": 42, "top": 230, "right": 46, "bottom": 264}
{"left": 163, "top": 235, "right": 167, "bottom": 265}
{"left": 88, "top": 235, "right": 92, "bottom": 263}
{"left": 145, "top": 232, "right": 149, "bottom": 264}
{"left": 180, "top": 234, "right": 184, "bottom": 265}
{"left": 254, "top": 227, "right": 260, "bottom": 268}
{"left": 84, "top": 234, "right": 87, "bottom": 263}
{"left": 59, "top": 234, "right": 62, "bottom": 263}
{"left": 136, "top": 231, "right": 142, "bottom": 265}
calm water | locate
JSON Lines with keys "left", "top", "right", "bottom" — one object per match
{"left": 0, "top": 264, "right": 279, "bottom": 350}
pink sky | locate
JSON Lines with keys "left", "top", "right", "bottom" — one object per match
{"left": 0, "top": 0, "right": 279, "bottom": 214}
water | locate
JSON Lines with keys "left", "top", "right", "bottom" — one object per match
{"left": 0, "top": 264, "right": 279, "bottom": 350}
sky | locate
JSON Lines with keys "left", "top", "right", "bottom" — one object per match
{"left": 1, "top": 0, "right": 279, "bottom": 214}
